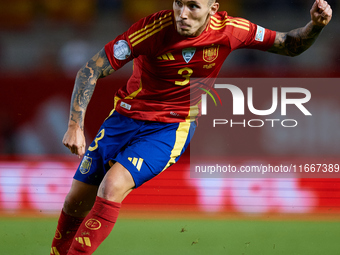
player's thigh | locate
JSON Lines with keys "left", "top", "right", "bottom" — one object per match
{"left": 98, "top": 162, "right": 135, "bottom": 203}
{"left": 63, "top": 179, "right": 99, "bottom": 217}
{"left": 113, "top": 120, "right": 196, "bottom": 188}
{"left": 73, "top": 111, "right": 143, "bottom": 187}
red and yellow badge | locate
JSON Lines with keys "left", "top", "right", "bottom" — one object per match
{"left": 54, "top": 229, "right": 62, "bottom": 240}
{"left": 203, "top": 44, "right": 220, "bottom": 63}
{"left": 85, "top": 219, "right": 102, "bottom": 230}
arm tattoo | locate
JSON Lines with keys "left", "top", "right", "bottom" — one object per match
{"left": 69, "top": 48, "right": 114, "bottom": 130}
{"left": 268, "top": 21, "right": 323, "bottom": 57}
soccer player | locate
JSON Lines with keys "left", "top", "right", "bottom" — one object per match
{"left": 50, "top": 0, "right": 332, "bottom": 254}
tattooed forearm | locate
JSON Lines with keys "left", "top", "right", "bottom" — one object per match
{"left": 68, "top": 48, "right": 114, "bottom": 130}
{"left": 268, "top": 21, "right": 323, "bottom": 57}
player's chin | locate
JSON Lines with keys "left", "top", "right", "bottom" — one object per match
{"left": 177, "top": 29, "right": 195, "bottom": 37}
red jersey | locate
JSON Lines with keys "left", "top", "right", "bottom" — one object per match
{"left": 105, "top": 10, "right": 276, "bottom": 123}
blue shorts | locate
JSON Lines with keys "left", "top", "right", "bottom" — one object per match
{"left": 74, "top": 111, "right": 196, "bottom": 188}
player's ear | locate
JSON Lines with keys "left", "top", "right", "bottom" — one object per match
{"left": 209, "top": 2, "right": 219, "bottom": 16}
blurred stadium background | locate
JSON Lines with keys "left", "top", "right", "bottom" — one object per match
{"left": 0, "top": 0, "right": 340, "bottom": 254}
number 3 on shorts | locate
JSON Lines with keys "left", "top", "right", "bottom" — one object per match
{"left": 89, "top": 129, "right": 105, "bottom": 151}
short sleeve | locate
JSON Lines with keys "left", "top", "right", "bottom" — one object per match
{"left": 242, "top": 22, "right": 276, "bottom": 51}
{"left": 226, "top": 17, "right": 276, "bottom": 51}
{"left": 104, "top": 33, "right": 133, "bottom": 71}
{"left": 104, "top": 10, "right": 173, "bottom": 71}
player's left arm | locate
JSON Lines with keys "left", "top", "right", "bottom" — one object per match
{"left": 268, "top": 0, "right": 332, "bottom": 57}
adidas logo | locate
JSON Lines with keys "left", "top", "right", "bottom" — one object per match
{"left": 75, "top": 237, "right": 92, "bottom": 247}
{"left": 51, "top": 247, "right": 60, "bottom": 255}
{"left": 128, "top": 157, "right": 144, "bottom": 171}
{"left": 157, "top": 52, "right": 175, "bottom": 61}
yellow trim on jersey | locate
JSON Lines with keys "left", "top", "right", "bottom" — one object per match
{"left": 210, "top": 22, "right": 250, "bottom": 31}
{"left": 105, "top": 108, "right": 116, "bottom": 121}
{"left": 131, "top": 22, "right": 173, "bottom": 47}
{"left": 109, "top": 80, "right": 142, "bottom": 117}
{"left": 113, "top": 96, "right": 121, "bottom": 110}
{"left": 128, "top": 12, "right": 172, "bottom": 40}
{"left": 211, "top": 16, "right": 249, "bottom": 27}
{"left": 210, "top": 16, "right": 250, "bottom": 31}
{"left": 184, "top": 101, "right": 200, "bottom": 122}
{"left": 210, "top": 19, "right": 249, "bottom": 29}
{"left": 130, "top": 16, "right": 172, "bottom": 44}
{"left": 163, "top": 119, "right": 191, "bottom": 171}
{"left": 128, "top": 13, "right": 173, "bottom": 47}
{"left": 124, "top": 80, "right": 143, "bottom": 99}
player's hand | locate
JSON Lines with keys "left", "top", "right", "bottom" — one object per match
{"left": 311, "top": 0, "right": 332, "bottom": 27}
{"left": 62, "top": 125, "right": 86, "bottom": 158}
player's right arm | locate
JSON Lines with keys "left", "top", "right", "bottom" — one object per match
{"left": 63, "top": 48, "right": 114, "bottom": 157}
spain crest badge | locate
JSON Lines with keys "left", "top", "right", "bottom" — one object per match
{"left": 79, "top": 156, "right": 92, "bottom": 174}
{"left": 203, "top": 44, "right": 220, "bottom": 63}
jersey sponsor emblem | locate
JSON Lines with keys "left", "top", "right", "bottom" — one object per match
{"left": 182, "top": 47, "right": 196, "bottom": 63}
{"left": 255, "top": 25, "right": 265, "bottom": 42}
{"left": 120, "top": 101, "right": 131, "bottom": 110}
{"left": 203, "top": 44, "right": 220, "bottom": 63}
{"left": 114, "top": 40, "right": 131, "bottom": 60}
{"left": 85, "top": 219, "right": 102, "bottom": 230}
{"left": 128, "top": 157, "right": 144, "bottom": 171}
{"left": 79, "top": 156, "right": 92, "bottom": 175}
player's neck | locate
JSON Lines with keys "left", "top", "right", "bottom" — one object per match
{"left": 188, "top": 16, "right": 211, "bottom": 37}
{"left": 196, "top": 16, "right": 211, "bottom": 36}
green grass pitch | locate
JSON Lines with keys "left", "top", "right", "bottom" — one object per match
{"left": 0, "top": 217, "right": 339, "bottom": 255}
